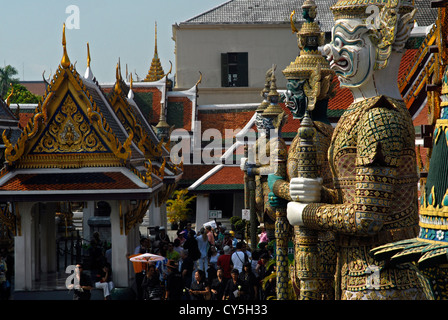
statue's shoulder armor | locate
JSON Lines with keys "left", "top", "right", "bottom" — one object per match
{"left": 355, "top": 96, "right": 415, "bottom": 167}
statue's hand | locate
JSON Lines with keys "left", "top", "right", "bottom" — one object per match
{"left": 267, "top": 173, "right": 283, "bottom": 191}
{"left": 289, "top": 177, "right": 322, "bottom": 203}
{"left": 268, "top": 191, "right": 287, "bottom": 208}
{"left": 267, "top": 174, "right": 287, "bottom": 208}
{"left": 240, "top": 157, "right": 248, "bottom": 171}
{"left": 287, "top": 202, "right": 308, "bottom": 226}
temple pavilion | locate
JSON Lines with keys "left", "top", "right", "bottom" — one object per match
{"left": 0, "top": 24, "right": 182, "bottom": 291}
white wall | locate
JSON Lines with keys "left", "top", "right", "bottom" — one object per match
{"left": 173, "top": 23, "right": 299, "bottom": 105}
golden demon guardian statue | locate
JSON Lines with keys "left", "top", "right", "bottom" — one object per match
{"left": 283, "top": 0, "right": 426, "bottom": 300}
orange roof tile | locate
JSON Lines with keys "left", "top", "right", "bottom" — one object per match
{"left": 0, "top": 171, "right": 141, "bottom": 191}
{"left": 328, "top": 77, "right": 352, "bottom": 112}
{"left": 202, "top": 166, "right": 244, "bottom": 186}
{"left": 398, "top": 49, "right": 418, "bottom": 82}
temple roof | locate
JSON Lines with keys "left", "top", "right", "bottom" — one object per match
{"left": 108, "top": 69, "right": 183, "bottom": 183}
{"left": 0, "top": 167, "right": 160, "bottom": 202}
{"left": 181, "top": 0, "right": 437, "bottom": 31}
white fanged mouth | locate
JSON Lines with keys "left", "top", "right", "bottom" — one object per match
{"left": 337, "top": 59, "right": 348, "bottom": 67}
{"left": 330, "top": 57, "right": 350, "bottom": 72}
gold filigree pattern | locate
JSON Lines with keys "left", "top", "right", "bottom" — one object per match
{"left": 32, "top": 94, "right": 108, "bottom": 154}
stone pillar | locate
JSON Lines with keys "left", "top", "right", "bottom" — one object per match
{"left": 14, "top": 202, "right": 36, "bottom": 291}
{"left": 195, "top": 194, "right": 209, "bottom": 231}
{"left": 39, "top": 202, "right": 57, "bottom": 273}
{"left": 110, "top": 200, "right": 131, "bottom": 287}
{"left": 159, "top": 202, "right": 167, "bottom": 230}
{"left": 151, "top": 201, "right": 162, "bottom": 227}
{"left": 82, "top": 201, "right": 95, "bottom": 244}
{"left": 232, "top": 192, "right": 244, "bottom": 217}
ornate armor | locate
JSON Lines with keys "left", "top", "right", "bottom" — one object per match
{"left": 301, "top": 95, "right": 424, "bottom": 299}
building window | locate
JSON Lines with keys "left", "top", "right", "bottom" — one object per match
{"left": 221, "top": 52, "right": 248, "bottom": 87}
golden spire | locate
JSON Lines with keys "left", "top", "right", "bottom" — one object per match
{"left": 263, "top": 67, "right": 284, "bottom": 117}
{"left": 61, "top": 23, "right": 71, "bottom": 68}
{"left": 144, "top": 22, "right": 165, "bottom": 82}
{"left": 154, "top": 21, "right": 158, "bottom": 58}
{"left": 87, "top": 42, "right": 91, "bottom": 68}
{"left": 114, "top": 62, "right": 122, "bottom": 95}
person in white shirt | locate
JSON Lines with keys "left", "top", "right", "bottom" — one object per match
{"left": 231, "top": 242, "right": 248, "bottom": 273}
{"left": 196, "top": 228, "right": 210, "bottom": 276}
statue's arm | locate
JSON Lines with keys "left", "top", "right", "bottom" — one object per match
{"left": 295, "top": 107, "right": 402, "bottom": 236}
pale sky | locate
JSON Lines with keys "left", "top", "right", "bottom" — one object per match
{"left": 1, "top": 0, "right": 225, "bottom": 83}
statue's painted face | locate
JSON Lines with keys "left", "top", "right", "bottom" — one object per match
{"left": 262, "top": 117, "right": 274, "bottom": 130}
{"left": 285, "top": 79, "right": 307, "bottom": 119}
{"left": 323, "top": 19, "right": 375, "bottom": 88}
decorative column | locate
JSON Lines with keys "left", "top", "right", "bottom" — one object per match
{"left": 244, "top": 142, "right": 258, "bottom": 251}
{"left": 295, "top": 111, "right": 320, "bottom": 300}
{"left": 262, "top": 71, "right": 291, "bottom": 300}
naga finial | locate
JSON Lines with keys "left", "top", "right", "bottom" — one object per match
{"left": 6, "top": 83, "right": 13, "bottom": 107}
{"left": 195, "top": 71, "right": 203, "bottom": 88}
{"left": 290, "top": 10, "right": 298, "bottom": 34}
{"left": 164, "top": 61, "right": 173, "bottom": 78}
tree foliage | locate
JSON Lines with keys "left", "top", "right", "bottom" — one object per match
{"left": 0, "top": 65, "right": 19, "bottom": 97}
{"left": 6, "top": 83, "right": 42, "bottom": 104}
{"left": 166, "top": 189, "right": 196, "bottom": 224}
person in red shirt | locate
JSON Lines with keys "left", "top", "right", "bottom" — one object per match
{"left": 217, "top": 245, "right": 232, "bottom": 280}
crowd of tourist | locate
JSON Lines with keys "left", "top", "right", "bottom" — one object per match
{"left": 133, "top": 222, "right": 276, "bottom": 301}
